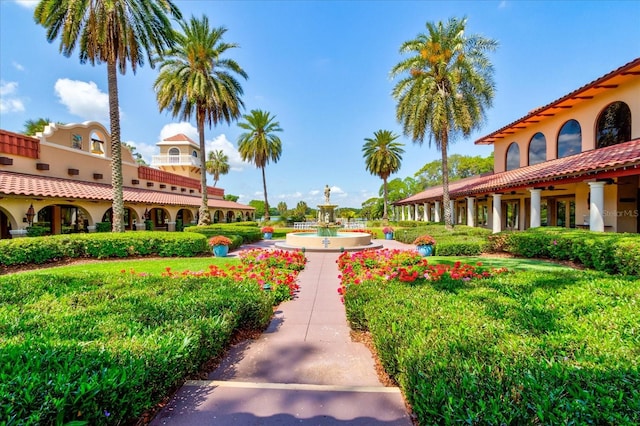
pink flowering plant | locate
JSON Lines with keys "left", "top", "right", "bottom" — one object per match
{"left": 336, "top": 249, "right": 509, "bottom": 302}
{"left": 382, "top": 226, "right": 394, "bottom": 234}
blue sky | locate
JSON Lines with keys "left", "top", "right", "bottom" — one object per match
{"left": 1, "top": 0, "right": 639, "bottom": 209}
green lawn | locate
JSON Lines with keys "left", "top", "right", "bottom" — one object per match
{"left": 426, "top": 255, "right": 573, "bottom": 272}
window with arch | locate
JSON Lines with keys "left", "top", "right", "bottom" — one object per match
{"left": 192, "top": 150, "right": 198, "bottom": 158}
{"left": 168, "top": 147, "right": 180, "bottom": 164}
{"left": 596, "top": 101, "right": 631, "bottom": 148}
{"left": 505, "top": 142, "right": 520, "bottom": 171}
{"left": 528, "top": 132, "right": 546, "bottom": 166}
{"left": 557, "top": 119, "right": 582, "bottom": 158}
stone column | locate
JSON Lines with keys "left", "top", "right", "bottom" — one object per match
{"left": 466, "top": 197, "right": 475, "bottom": 227}
{"left": 492, "top": 193, "right": 503, "bottom": 233}
{"left": 588, "top": 181, "right": 606, "bottom": 232}
{"left": 423, "top": 202, "right": 429, "bottom": 222}
{"left": 434, "top": 201, "right": 441, "bottom": 222}
{"left": 415, "top": 204, "right": 420, "bottom": 221}
{"left": 529, "top": 188, "right": 541, "bottom": 228}
{"left": 450, "top": 200, "right": 456, "bottom": 224}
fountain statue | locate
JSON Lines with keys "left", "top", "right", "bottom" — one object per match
{"left": 276, "top": 184, "right": 382, "bottom": 252}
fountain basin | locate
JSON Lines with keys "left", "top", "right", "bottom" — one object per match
{"left": 275, "top": 231, "right": 383, "bottom": 252}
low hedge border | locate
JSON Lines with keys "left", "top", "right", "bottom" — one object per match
{"left": 488, "top": 227, "right": 640, "bottom": 276}
{"left": 0, "top": 232, "right": 208, "bottom": 267}
{"left": 393, "top": 225, "right": 491, "bottom": 256}
{"left": 184, "top": 223, "right": 262, "bottom": 249}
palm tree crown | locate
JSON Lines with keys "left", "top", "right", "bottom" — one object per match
{"left": 362, "top": 129, "right": 404, "bottom": 220}
{"left": 391, "top": 16, "right": 497, "bottom": 228}
{"left": 206, "top": 149, "right": 230, "bottom": 187}
{"left": 154, "top": 15, "right": 247, "bottom": 225}
{"left": 237, "top": 109, "right": 283, "bottom": 221}
{"left": 35, "top": 0, "right": 181, "bottom": 232}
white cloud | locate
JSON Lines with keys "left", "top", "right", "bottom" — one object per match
{"left": 0, "top": 81, "right": 25, "bottom": 113}
{"left": 14, "top": 0, "right": 38, "bottom": 9}
{"left": 54, "top": 79, "right": 109, "bottom": 122}
{"left": 159, "top": 122, "right": 198, "bottom": 141}
{"left": 207, "top": 134, "right": 247, "bottom": 171}
{"left": 12, "top": 62, "right": 24, "bottom": 71}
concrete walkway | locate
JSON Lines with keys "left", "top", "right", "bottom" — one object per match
{"left": 151, "top": 239, "right": 414, "bottom": 425}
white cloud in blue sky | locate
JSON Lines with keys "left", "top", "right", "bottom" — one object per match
{"left": 54, "top": 79, "right": 109, "bottom": 122}
{"left": 0, "top": 81, "right": 25, "bottom": 114}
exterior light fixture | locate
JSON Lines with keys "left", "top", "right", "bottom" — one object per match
{"left": 25, "top": 204, "right": 35, "bottom": 226}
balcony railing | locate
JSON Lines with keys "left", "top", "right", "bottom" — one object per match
{"left": 151, "top": 154, "right": 200, "bottom": 167}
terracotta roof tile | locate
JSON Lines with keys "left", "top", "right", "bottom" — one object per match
{"left": 0, "top": 170, "right": 253, "bottom": 210}
{"left": 397, "top": 139, "right": 640, "bottom": 204}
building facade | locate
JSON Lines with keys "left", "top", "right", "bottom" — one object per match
{"left": 0, "top": 122, "right": 254, "bottom": 239}
{"left": 394, "top": 58, "right": 640, "bottom": 233}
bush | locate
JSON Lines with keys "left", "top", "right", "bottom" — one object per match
{"left": 185, "top": 223, "right": 262, "bottom": 248}
{"left": 95, "top": 221, "right": 111, "bottom": 232}
{"left": 0, "top": 232, "right": 208, "bottom": 267}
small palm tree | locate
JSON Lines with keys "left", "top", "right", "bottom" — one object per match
{"left": 206, "top": 149, "right": 230, "bottom": 187}
{"left": 391, "top": 17, "right": 497, "bottom": 229}
{"left": 23, "top": 117, "right": 61, "bottom": 136}
{"left": 35, "top": 0, "right": 181, "bottom": 232}
{"left": 362, "top": 129, "right": 404, "bottom": 220}
{"left": 237, "top": 110, "right": 283, "bottom": 221}
{"left": 155, "top": 15, "right": 247, "bottom": 225}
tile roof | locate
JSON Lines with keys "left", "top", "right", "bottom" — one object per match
{"left": 396, "top": 139, "right": 640, "bottom": 204}
{"left": 0, "top": 170, "right": 254, "bottom": 210}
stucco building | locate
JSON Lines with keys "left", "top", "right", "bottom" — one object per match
{"left": 0, "top": 122, "right": 254, "bottom": 239}
{"left": 394, "top": 57, "right": 640, "bottom": 233}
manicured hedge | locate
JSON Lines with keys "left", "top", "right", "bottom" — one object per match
{"left": 0, "top": 272, "right": 274, "bottom": 425}
{"left": 0, "top": 232, "right": 208, "bottom": 267}
{"left": 489, "top": 227, "right": 640, "bottom": 276}
{"left": 184, "top": 223, "right": 262, "bottom": 249}
{"left": 344, "top": 268, "right": 640, "bottom": 425}
{"left": 393, "top": 224, "right": 491, "bottom": 256}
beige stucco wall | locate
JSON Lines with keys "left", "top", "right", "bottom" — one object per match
{"left": 494, "top": 77, "right": 640, "bottom": 173}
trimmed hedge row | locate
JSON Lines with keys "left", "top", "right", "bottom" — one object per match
{"left": 184, "top": 223, "right": 262, "bottom": 249}
{"left": 488, "top": 227, "right": 640, "bottom": 276}
{"left": 0, "top": 272, "right": 275, "bottom": 425}
{"left": 0, "top": 232, "right": 208, "bottom": 267}
{"left": 393, "top": 225, "right": 491, "bottom": 256}
{"left": 345, "top": 268, "right": 640, "bottom": 425}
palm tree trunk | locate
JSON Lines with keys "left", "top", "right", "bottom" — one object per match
{"left": 383, "top": 176, "right": 389, "bottom": 221}
{"left": 197, "top": 108, "right": 211, "bottom": 225}
{"left": 441, "top": 129, "right": 453, "bottom": 230}
{"left": 107, "top": 61, "right": 125, "bottom": 233}
{"left": 261, "top": 166, "right": 270, "bottom": 221}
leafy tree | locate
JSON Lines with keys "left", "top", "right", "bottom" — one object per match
{"left": 23, "top": 117, "right": 62, "bottom": 136}
{"left": 415, "top": 153, "right": 493, "bottom": 188}
{"left": 224, "top": 194, "right": 239, "bottom": 202}
{"left": 155, "top": 15, "right": 247, "bottom": 225}
{"left": 206, "top": 149, "right": 230, "bottom": 187}
{"left": 237, "top": 109, "right": 283, "bottom": 221}
{"left": 35, "top": 0, "right": 181, "bottom": 232}
{"left": 249, "top": 199, "right": 265, "bottom": 219}
{"left": 362, "top": 129, "right": 405, "bottom": 221}
{"left": 277, "top": 201, "right": 288, "bottom": 216}
{"left": 292, "top": 201, "right": 308, "bottom": 221}
{"left": 391, "top": 17, "right": 497, "bottom": 229}
{"left": 123, "top": 142, "right": 148, "bottom": 166}
{"left": 361, "top": 197, "right": 383, "bottom": 220}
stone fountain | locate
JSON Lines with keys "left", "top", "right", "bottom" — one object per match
{"left": 276, "top": 185, "right": 382, "bottom": 252}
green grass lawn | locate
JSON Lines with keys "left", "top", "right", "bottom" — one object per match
{"left": 426, "top": 255, "right": 573, "bottom": 272}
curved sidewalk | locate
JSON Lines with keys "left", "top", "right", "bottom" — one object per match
{"left": 151, "top": 240, "right": 414, "bottom": 425}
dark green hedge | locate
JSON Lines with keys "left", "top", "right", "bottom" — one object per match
{"left": 393, "top": 224, "right": 491, "bottom": 256}
{"left": 0, "top": 232, "right": 208, "bottom": 267}
{"left": 489, "top": 227, "right": 640, "bottom": 276}
{"left": 184, "top": 223, "right": 262, "bottom": 249}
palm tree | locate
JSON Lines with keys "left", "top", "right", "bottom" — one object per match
{"left": 206, "top": 149, "right": 230, "bottom": 187}
{"left": 23, "top": 117, "right": 62, "bottom": 136}
{"left": 362, "top": 129, "right": 404, "bottom": 221}
{"left": 154, "top": 15, "right": 247, "bottom": 225}
{"left": 35, "top": 0, "right": 181, "bottom": 232}
{"left": 237, "top": 110, "right": 283, "bottom": 221}
{"left": 391, "top": 17, "right": 497, "bottom": 229}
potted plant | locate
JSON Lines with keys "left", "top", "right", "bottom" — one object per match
{"left": 261, "top": 226, "right": 274, "bottom": 240}
{"left": 382, "top": 226, "right": 394, "bottom": 240}
{"left": 413, "top": 234, "right": 436, "bottom": 256}
{"left": 209, "top": 235, "right": 232, "bottom": 257}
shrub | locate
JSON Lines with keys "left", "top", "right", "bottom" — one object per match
{"left": 95, "top": 221, "right": 111, "bottom": 232}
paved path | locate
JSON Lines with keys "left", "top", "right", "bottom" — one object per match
{"left": 151, "top": 240, "right": 414, "bottom": 425}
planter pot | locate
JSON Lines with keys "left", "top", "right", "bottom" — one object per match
{"left": 384, "top": 232, "right": 394, "bottom": 240}
{"left": 416, "top": 244, "right": 433, "bottom": 256}
{"left": 212, "top": 244, "right": 229, "bottom": 257}
{"left": 263, "top": 232, "right": 273, "bottom": 240}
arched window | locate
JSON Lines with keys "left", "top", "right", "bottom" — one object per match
{"left": 528, "top": 132, "right": 546, "bottom": 166}
{"left": 192, "top": 150, "right": 198, "bottom": 158}
{"left": 168, "top": 148, "right": 180, "bottom": 155}
{"left": 596, "top": 101, "right": 631, "bottom": 148}
{"left": 557, "top": 119, "right": 582, "bottom": 158}
{"left": 505, "top": 142, "right": 520, "bottom": 171}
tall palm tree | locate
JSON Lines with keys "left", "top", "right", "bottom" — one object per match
{"left": 206, "top": 149, "right": 230, "bottom": 187}
{"left": 35, "top": 0, "right": 181, "bottom": 232}
{"left": 391, "top": 17, "right": 497, "bottom": 229}
{"left": 237, "top": 109, "right": 283, "bottom": 221}
{"left": 362, "top": 129, "right": 404, "bottom": 221}
{"left": 155, "top": 15, "right": 247, "bottom": 225}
